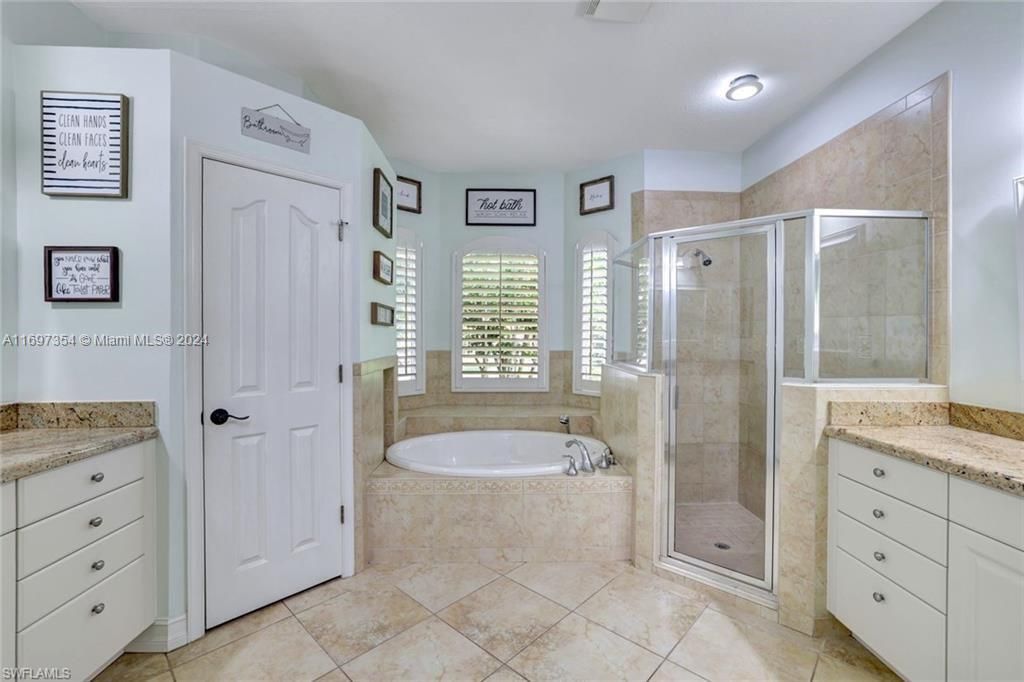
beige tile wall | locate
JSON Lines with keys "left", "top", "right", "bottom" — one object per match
{"left": 398, "top": 350, "right": 599, "bottom": 412}
{"left": 742, "top": 73, "right": 950, "bottom": 384}
{"left": 366, "top": 466, "right": 633, "bottom": 564}
{"left": 353, "top": 356, "right": 396, "bottom": 571}
{"left": 631, "top": 190, "right": 741, "bottom": 241}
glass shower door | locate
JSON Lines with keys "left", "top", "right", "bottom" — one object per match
{"left": 663, "top": 224, "right": 777, "bottom": 590}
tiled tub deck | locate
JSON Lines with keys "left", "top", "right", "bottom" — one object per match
{"left": 367, "top": 462, "right": 633, "bottom": 565}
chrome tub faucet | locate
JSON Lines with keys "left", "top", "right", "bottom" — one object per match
{"left": 565, "top": 439, "right": 595, "bottom": 473}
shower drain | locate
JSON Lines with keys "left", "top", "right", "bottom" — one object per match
{"left": 714, "top": 542, "right": 731, "bottom": 550}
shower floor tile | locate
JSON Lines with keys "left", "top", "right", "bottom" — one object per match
{"left": 674, "top": 501, "right": 766, "bottom": 579}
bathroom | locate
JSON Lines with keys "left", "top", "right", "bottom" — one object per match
{"left": 0, "top": 1, "right": 1022, "bottom": 680}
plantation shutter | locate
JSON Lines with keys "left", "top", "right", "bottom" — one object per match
{"left": 395, "top": 243, "right": 418, "bottom": 383}
{"left": 579, "top": 243, "right": 610, "bottom": 384}
{"left": 460, "top": 251, "right": 541, "bottom": 380}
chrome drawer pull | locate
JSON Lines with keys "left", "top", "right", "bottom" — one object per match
{"left": 89, "top": 516, "right": 104, "bottom": 528}
{"left": 872, "top": 592, "right": 885, "bottom": 603}
{"left": 91, "top": 603, "right": 105, "bottom": 615}
{"left": 872, "top": 509, "right": 885, "bottom": 519}
{"left": 872, "top": 467, "right": 885, "bottom": 478}
{"left": 91, "top": 472, "right": 105, "bottom": 483}
{"left": 92, "top": 560, "right": 106, "bottom": 571}
{"left": 873, "top": 551, "right": 885, "bottom": 562}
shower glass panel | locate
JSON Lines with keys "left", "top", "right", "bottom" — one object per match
{"left": 611, "top": 239, "right": 654, "bottom": 370}
{"left": 664, "top": 224, "right": 775, "bottom": 588}
{"left": 818, "top": 216, "right": 929, "bottom": 379}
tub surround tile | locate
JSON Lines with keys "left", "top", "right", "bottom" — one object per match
{"left": 438, "top": 576, "right": 569, "bottom": 661}
{"left": 505, "top": 561, "right": 627, "bottom": 610}
{"left": 0, "top": 426, "right": 159, "bottom": 483}
{"left": 173, "top": 617, "right": 336, "bottom": 682}
{"left": 575, "top": 570, "right": 707, "bottom": 656}
{"left": 823, "top": 423, "right": 1024, "bottom": 496}
{"left": 950, "top": 402, "right": 1024, "bottom": 442}
{"left": 342, "top": 617, "right": 501, "bottom": 682}
{"left": 828, "top": 400, "right": 949, "bottom": 426}
{"left": 508, "top": 612, "right": 663, "bottom": 681}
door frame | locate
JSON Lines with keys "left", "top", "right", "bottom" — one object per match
{"left": 183, "top": 142, "right": 354, "bottom": 643}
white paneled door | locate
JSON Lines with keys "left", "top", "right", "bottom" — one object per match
{"left": 202, "top": 159, "right": 343, "bottom": 627}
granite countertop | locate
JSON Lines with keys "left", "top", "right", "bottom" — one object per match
{"left": 0, "top": 427, "right": 159, "bottom": 483}
{"left": 824, "top": 424, "right": 1024, "bottom": 497}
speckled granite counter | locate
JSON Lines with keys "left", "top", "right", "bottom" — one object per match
{"left": 824, "top": 424, "right": 1024, "bottom": 497}
{"left": 0, "top": 426, "right": 158, "bottom": 482}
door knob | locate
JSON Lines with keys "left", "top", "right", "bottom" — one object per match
{"left": 209, "top": 409, "right": 250, "bottom": 426}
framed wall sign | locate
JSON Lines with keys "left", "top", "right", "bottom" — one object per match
{"left": 396, "top": 176, "right": 422, "bottom": 214}
{"left": 466, "top": 188, "right": 536, "bottom": 226}
{"left": 41, "top": 91, "right": 129, "bottom": 198}
{"left": 372, "top": 250, "right": 394, "bottom": 285}
{"left": 373, "top": 168, "right": 393, "bottom": 238}
{"left": 240, "top": 105, "right": 311, "bottom": 154}
{"left": 370, "top": 302, "right": 395, "bottom": 326}
{"left": 580, "top": 175, "right": 615, "bottom": 215}
{"left": 44, "top": 246, "right": 120, "bottom": 302}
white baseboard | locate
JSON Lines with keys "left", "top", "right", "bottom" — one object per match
{"left": 126, "top": 615, "right": 188, "bottom": 653}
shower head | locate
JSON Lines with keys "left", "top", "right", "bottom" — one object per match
{"left": 694, "top": 249, "right": 713, "bottom": 267}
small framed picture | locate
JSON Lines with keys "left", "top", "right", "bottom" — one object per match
{"left": 580, "top": 175, "right": 615, "bottom": 215}
{"left": 396, "top": 176, "right": 422, "bottom": 214}
{"left": 41, "top": 91, "right": 129, "bottom": 198}
{"left": 44, "top": 245, "right": 120, "bottom": 302}
{"left": 370, "top": 302, "right": 395, "bottom": 326}
{"left": 372, "top": 250, "right": 394, "bottom": 285}
{"left": 373, "top": 168, "right": 393, "bottom": 238}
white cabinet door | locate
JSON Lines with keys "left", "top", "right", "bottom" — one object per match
{"left": 202, "top": 159, "right": 344, "bottom": 628}
{"left": 1, "top": 532, "right": 14, "bottom": 671}
{"left": 947, "top": 523, "right": 1024, "bottom": 681}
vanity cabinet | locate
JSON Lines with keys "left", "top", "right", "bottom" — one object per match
{"left": 1, "top": 481, "right": 15, "bottom": 672}
{"left": 828, "top": 438, "right": 1024, "bottom": 681}
{"left": 1, "top": 440, "right": 156, "bottom": 680}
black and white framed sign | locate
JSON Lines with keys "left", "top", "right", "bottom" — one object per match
{"left": 372, "top": 250, "right": 394, "bottom": 285}
{"left": 373, "top": 168, "right": 393, "bottom": 238}
{"left": 41, "top": 91, "right": 128, "bottom": 198}
{"left": 396, "top": 176, "right": 422, "bottom": 214}
{"left": 580, "top": 175, "right": 615, "bottom": 215}
{"left": 44, "top": 246, "right": 120, "bottom": 302}
{"left": 466, "top": 188, "right": 536, "bottom": 226}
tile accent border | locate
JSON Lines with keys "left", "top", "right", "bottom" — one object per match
{"left": 949, "top": 402, "right": 1024, "bottom": 443}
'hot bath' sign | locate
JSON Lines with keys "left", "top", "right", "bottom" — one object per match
{"left": 41, "top": 91, "right": 129, "bottom": 198}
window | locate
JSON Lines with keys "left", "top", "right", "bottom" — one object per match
{"left": 574, "top": 232, "right": 618, "bottom": 395}
{"left": 453, "top": 237, "right": 547, "bottom": 391}
{"left": 395, "top": 228, "right": 424, "bottom": 396}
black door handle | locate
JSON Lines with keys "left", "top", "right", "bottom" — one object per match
{"left": 209, "top": 408, "right": 250, "bottom": 425}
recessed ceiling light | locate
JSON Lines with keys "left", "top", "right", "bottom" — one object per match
{"left": 725, "top": 74, "right": 763, "bottom": 101}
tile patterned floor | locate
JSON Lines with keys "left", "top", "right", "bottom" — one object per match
{"left": 674, "top": 502, "right": 766, "bottom": 580}
{"left": 99, "top": 561, "right": 898, "bottom": 682}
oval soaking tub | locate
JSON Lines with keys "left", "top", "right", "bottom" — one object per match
{"left": 385, "top": 430, "right": 608, "bottom": 478}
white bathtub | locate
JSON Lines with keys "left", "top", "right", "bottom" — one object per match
{"left": 385, "top": 430, "right": 609, "bottom": 478}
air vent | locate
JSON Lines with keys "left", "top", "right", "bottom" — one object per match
{"left": 582, "top": 0, "right": 652, "bottom": 23}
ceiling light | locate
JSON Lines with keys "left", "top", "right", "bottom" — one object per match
{"left": 725, "top": 74, "right": 763, "bottom": 101}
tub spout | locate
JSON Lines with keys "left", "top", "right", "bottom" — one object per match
{"left": 565, "top": 439, "right": 595, "bottom": 473}
{"left": 559, "top": 414, "right": 570, "bottom": 434}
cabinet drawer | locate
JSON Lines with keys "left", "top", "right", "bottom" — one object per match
{"left": 832, "top": 439, "right": 948, "bottom": 516}
{"left": 1, "top": 482, "right": 14, "bottom": 535}
{"left": 830, "top": 548, "right": 945, "bottom": 681}
{"left": 17, "top": 442, "right": 146, "bottom": 526}
{"left": 835, "top": 475, "right": 947, "bottom": 565}
{"left": 17, "top": 480, "right": 144, "bottom": 578}
{"left": 833, "top": 511, "right": 946, "bottom": 612}
{"left": 18, "top": 519, "right": 145, "bottom": 630}
{"left": 18, "top": 557, "right": 150, "bottom": 681}
{"left": 949, "top": 477, "right": 1024, "bottom": 552}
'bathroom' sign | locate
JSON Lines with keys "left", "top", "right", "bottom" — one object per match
{"left": 240, "top": 107, "right": 311, "bottom": 154}
{"left": 41, "top": 91, "right": 129, "bottom": 198}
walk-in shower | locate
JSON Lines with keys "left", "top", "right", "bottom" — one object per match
{"left": 612, "top": 209, "right": 930, "bottom": 598}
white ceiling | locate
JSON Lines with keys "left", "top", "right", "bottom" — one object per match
{"left": 75, "top": 1, "right": 938, "bottom": 172}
